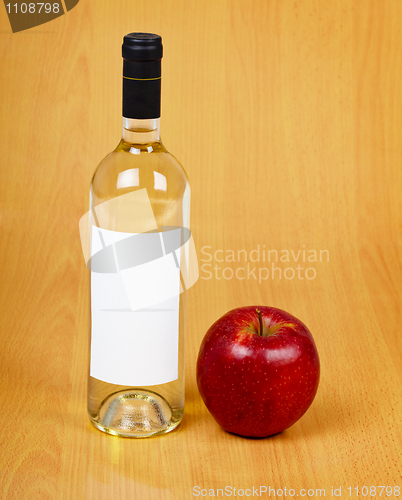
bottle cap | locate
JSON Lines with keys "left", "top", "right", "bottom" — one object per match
{"left": 122, "top": 33, "right": 163, "bottom": 61}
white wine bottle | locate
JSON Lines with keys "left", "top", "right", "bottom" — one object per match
{"left": 86, "top": 33, "right": 191, "bottom": 437}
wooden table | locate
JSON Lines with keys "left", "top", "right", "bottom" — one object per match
{"left": 1, "top": 1, "right": 401, "bottom": 498}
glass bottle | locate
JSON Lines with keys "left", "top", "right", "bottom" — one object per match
{"left": 86, "top": 33, "right": 191, "bottom": 438}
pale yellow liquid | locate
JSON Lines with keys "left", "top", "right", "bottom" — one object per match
{"left": 87, "top": 125, "right": 190, "bottom": 437}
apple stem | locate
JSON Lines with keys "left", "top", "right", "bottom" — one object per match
{"left": 256, "top": 308, "right": 264, "bottom": 336}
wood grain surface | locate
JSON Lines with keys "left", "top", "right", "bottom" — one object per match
{"left": 1, "top": 1, "right": 401, "bottom": 498}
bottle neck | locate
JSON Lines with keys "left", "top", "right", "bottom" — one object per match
{"left": 122, "top": 117, "right": 161, "bottom": 144}
{"left": 122, "top": 59, "right": 162, "bottom": 121}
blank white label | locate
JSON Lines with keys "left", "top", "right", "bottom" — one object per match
{"left": 90, "top": 226, "right": 180, "bottom": 386}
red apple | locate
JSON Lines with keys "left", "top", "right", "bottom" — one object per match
{"left": 196, "top": 306, "right": 320, "bottom": 437}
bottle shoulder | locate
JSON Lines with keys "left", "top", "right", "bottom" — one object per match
{"left": 91, "top": 139, "right": 190, "bottom": 202}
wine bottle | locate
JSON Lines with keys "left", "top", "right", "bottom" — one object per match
{"left": 86, "top": 33, "right": 191, "bottom": 438}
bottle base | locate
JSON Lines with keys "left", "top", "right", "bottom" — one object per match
{"left": 88, "top": 388, "right": 183, "bottom": 438}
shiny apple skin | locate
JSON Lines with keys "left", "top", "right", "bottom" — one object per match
{"left": 196, "top": 306, "right": 320, "bottom": 438}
